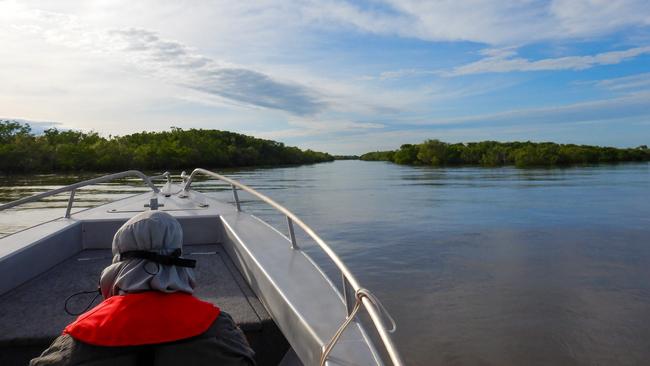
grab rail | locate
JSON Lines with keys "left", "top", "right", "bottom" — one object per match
{"left": 0, "top": 170, "right": 161, "bottom": 218}
{"left": 183, "top": 168, "right": 404, "bottom": 366}
{"left": 150, "top": 172, "right": 172, "bottom": 183}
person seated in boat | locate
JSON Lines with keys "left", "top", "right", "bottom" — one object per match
{"left": 30, "top": 210, "right": 255, "bottom": 366}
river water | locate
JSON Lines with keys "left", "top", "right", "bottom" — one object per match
{"left": 1, "top": 160, "right": 649, "bottom": 366}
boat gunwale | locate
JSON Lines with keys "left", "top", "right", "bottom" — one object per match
{"left": 183, "top": 168, "right": 402, "bottom": 366}
{"left": 0, "top": 168, "right": 404, "bottom": 366}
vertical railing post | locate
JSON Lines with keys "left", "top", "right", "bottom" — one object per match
{"left": 231, "top": 185, "right": 241, "bottom": 211}
{"left": 65, "top": 189, "right": 76, "bottom": 218}
{"left": 286, "top": 216, "right": 298, "bottom": 249}
{"left": 342, "top": 274, "right": 354, "bottom": 315}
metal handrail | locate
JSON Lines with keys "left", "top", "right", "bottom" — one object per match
{"left": 0, "top": 170, "right": 160, "bottom": 217}
{"left": 149, "top": 172, "right": 172, "bottom": 183}
{"left": 183, "top": 168, "right": 404, "bottom": 366}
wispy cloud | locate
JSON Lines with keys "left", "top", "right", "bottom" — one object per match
{"left": 4, "top": 5, "right": 327, "bottom": 116}
{"left": 366, "top": 45, "right": 650, "bottom": 80}
{"left": 23, "top": 0, "right": 646, "bottom": 48}
{"left": 414, "top": 91, "right": 650, "bottom": 127}
{"left": 0, "top": 2, "right": 412, "bottom": 135}
{"left": 251, "top": 118, "right": 385, "bottom": 140}
{"left": 304, "top": 116, "right": 650, "bottom": 154}
{"left": 301, "top": 92, "right": 650, "bottom": 153}
{"left": 106, "top": 28, "right": 328, "bottom": 116}
{"left": 361, "top": 69, "right": 438, "bottom": 81}
{"left": 1, "top": 0, "right": 649, "bottom": 152}
{"left": 285, "top": 89, "right": 650, "bottom": 154}
{"left": 591, "top": 72, "right": 650, "bottom": 91}
{"left": 447, "top": 46, "right": 650, "bottom": 76}
{"left": 302, "top": 0, "right": 650, "bottom": 45}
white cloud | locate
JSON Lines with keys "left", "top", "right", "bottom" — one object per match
{"left": 301, "top": 90, "right": 650, "bottom": 154}
{"left": 412, "top": 91, "right": 650, "bottom": 127}
{"left": 592, "top": 72, "right": 650, "bottom": 91}
{"left": 301, "top": 92, "right": 650, "bottom": 154}
{"left": 360, "top": 69, "right": 439, "bottom": 81}
{"left": 0, "top": 1, "right": 430, "bottom": 124}
{"left": 549, "top": 0, "right": 650, "bottom": 37}
{"left": 250, "top": 118, "right": 385, "bottom": 140}
{"left": 111, "top": 28, "right": 328, "bottom": 115}
{"left": 301, "top": 0, "right": 650, "bottom": 45}
{"left": 447, "top": 46, "right": 650, "bottom": 76}
{"left": 1, "top": 0, "right": 649, "bottom": 153}
{"left": 8, "top": 0, "right": 650, "bottom": 48}
{"left": 12, "top": 8, "right": 328, "bottom": 116}
{"left": 363, "top": 46, "right": 650, "bottom": 81}
{"left": 306, "top": 115, "right": 650, "bottom": 154}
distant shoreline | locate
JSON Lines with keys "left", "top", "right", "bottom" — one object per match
{"left": 360, "top": 140, "right": 649, "bottom": 168}
{"left": 3, "top": 119, "right": 647, "bottom": 173}
{"left": 0, "top": 120, "right": 334, "bottom": 174}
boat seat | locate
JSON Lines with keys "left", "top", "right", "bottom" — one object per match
{"left": 0, "top": 244, "right": 287, "bottom": 365}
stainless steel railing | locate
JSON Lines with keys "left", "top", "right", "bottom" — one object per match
{"left": 0, "top": 168, "right": 403, "bottom": 365}
{"left": 0, "top": 170, "right": 161, "bottom": 218}
{"left": 182, "top": 168, "right": 404, "bottom": 366}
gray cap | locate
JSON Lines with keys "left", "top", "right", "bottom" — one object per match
{"left": 99, "top": 211, "right": 196, "bottom": 298}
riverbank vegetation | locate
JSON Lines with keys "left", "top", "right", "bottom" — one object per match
{"left": 0, "top": 120, "right": 333, "bottom": 173}
{"left": 360, "top": 140, "right": 650, "bottom": 168}
{"left": 333, "top": 155, "right": 359, "bottom": 160}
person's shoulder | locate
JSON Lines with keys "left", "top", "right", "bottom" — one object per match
{"left": 31, "top": 333, "right": 140, "bottom": 366}
{"left": 157, "top": 310, "right": 255, "bottom": 366}
{"left": 201, "top": 310, "right": 236, "bottom": 336}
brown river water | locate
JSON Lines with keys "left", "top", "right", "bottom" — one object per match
{"left": 1, "top": 160, "right": 649, "bottom": 365}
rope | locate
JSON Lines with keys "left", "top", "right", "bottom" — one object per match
{"left": 319, "top": 291, "right": 363, "bottom": 366}
{"left": 64, "top": 288, "right": 101, "bottom": 316}
{"left": 320, "top": 288, "right": 399, "bottom": 366}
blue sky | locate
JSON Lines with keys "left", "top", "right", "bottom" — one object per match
{"left": 1, "top": 0, "right": 649, "bottom": 154}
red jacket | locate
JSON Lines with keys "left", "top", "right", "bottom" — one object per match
{"left": 64, "top": 292, "right": 220, "bottom": 347}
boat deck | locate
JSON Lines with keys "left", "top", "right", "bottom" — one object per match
{"left": 0, "top": 244, "right": 288, "bottom": 365}
{"left": 0, "top": 178, "right": 399, "bottom": 366}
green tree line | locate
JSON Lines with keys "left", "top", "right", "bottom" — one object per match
{"left": 0, "top": 120, "right": 333, "bottom": 173}
{"left": 333, "top": 155, "right": 360, "bottom": 160}
{"left": 360, "top": 140, "right": 650, "bottom": 168}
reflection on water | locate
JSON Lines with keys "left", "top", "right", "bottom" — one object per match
{"left": 1, "top": 161, "right": 650, "bottom": 365}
